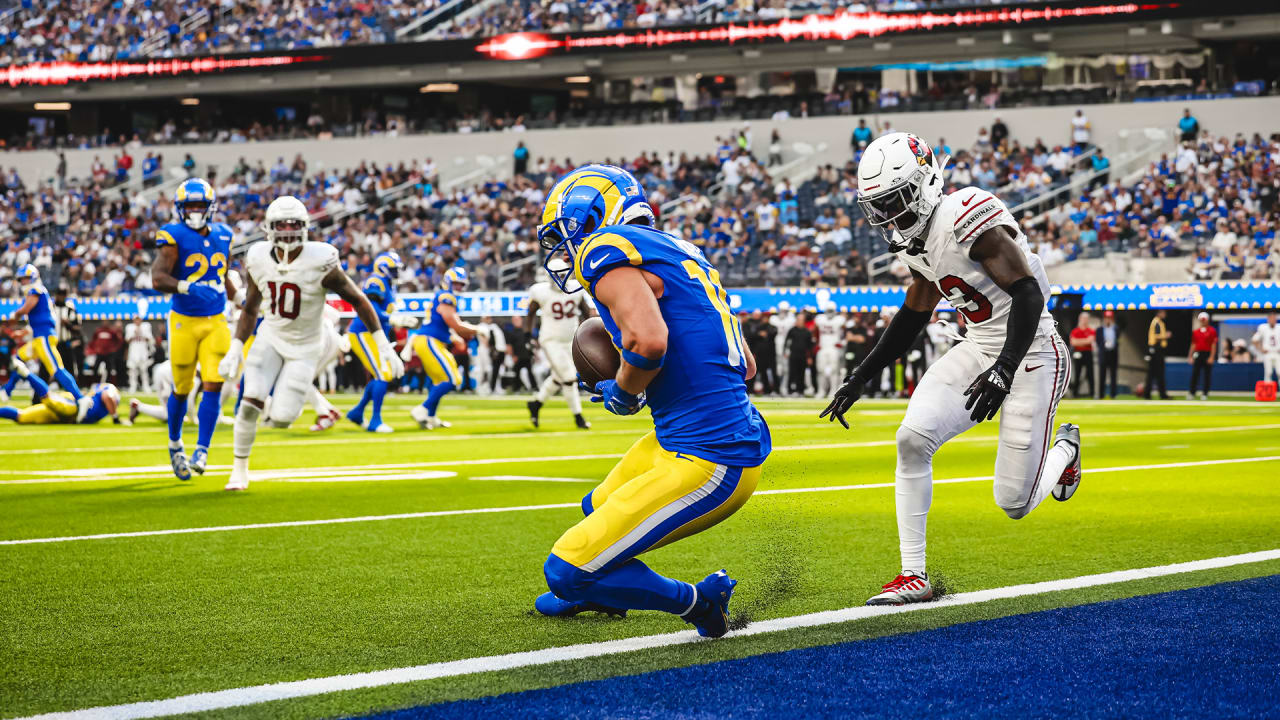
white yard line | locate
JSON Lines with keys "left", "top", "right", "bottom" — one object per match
{"left": 4, "top": 421, "right": 1277, "bottom": 483}
{"left": 4, "top": 455, "right": 1277, "bottom": 546}
{"left": 472, "top": 475, "right": 597, "bottom": 483}
{"left": 17, "top": 548, "right": 1280, "bottom": 720}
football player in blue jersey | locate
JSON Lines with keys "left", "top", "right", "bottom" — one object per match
{"left": 2, "top": 264, "right": 82, "bottom": 402}
{"left": 532, "top": 165, "right": 772, "bottom": 638}
{"left": 346, "top": 250, "right": 402, "bottom": 433}
{"left": 150, "top": 178, "right": 240, "bottom": 480}
{"left": 406, "top": 267, "right": 477, "bottom": 430}
{"left": 0, "top": 356, "right": 120, "bottom": 424}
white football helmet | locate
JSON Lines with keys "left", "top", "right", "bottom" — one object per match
{"left": 261, "top": 195, "right": 310, "bottom": 266}
{"left": 856, "top": 132, "right": 948, "bottom": 254}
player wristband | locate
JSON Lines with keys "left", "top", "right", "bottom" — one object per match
{"left": 621, "top": 349, "right": 664, "bottom": 371}
{"left": 176, "top": 280, "right": 191, "bottom": 294}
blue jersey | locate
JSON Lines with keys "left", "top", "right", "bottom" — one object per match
{"left": 78, "top": 390, "right": 110, "bottom": 424}
{"left": 156, "top": 221, "right": 234, "bottom": 317}
{"left": 25, "top": 281, "right": 56, "bottom": 337}
{"left": 349, "top": 274, "right": 395, "bottom": 334}
{"left": 417, "top": 287, "right": 458, "bottom": 343}
{"left": 574, "top": 225, "right": 771, "bottom": 467}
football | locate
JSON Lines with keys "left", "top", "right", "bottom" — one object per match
{"left": 572, "top": 317, "right": 620, "bottom": 388}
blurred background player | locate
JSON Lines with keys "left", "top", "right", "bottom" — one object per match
{"left": 406, "top": 267, "right": 476, "bottom": 430}
{"left": 814, "top": 303, "right": 846, "bottom": 398}
{"left": 1255, "top": 312, "right": 1280, "bottom": 384}
{"left": 1188, "top": 312, "right": 1217, "bottom": 400}
{"left": 526, "top": 257, "right": 593, "bottom": 429}
{"left": 220, "top": 196, "right": 400, "bottom": 491}
{"left": 307, "top": 305, "right": 349, "bottom": 431}
{"left": 0, "top": 357, "right": 119, "bottom": 425}
{"left": 150, "top": 177, "right": 239, "bottom": 480}
{"left": 533, "top": 165, "right": 770, "bottom": 639}
{"left": 128, "top": 362, "right": 235, "bottom": 427}
{"left": 2, "top": 264, "right": 81, "bottom": 403}
{"left": 125, "top": 316, "right": 155, "bottom": 393}
{"left": 345, "top": 250, "right": 403, "bottom": 433}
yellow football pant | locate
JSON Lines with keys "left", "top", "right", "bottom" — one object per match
{"left": 552, "top": 431, "right": 760, "bottom": 573}
{"left": 167, "top": 312, "right": 231, "bottom": 394}
{"left": 7, "top": 392, "right": 78, "bottom": 424}
{"left": 412, "top": 335, "right": 461, "bottom": 386}
{"left": 17, "top": 335, "right": 64, "bottom": 374}
{"left": 350, "top": 332, "right": 392, "bottom": 382}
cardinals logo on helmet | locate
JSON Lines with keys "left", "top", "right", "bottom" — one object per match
{"left": 906, "top": 134, "right": 931, "bottom": 166}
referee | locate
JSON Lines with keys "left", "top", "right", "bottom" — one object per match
{"left": 1188, "top": 312, "right": 1217, "bottom": 400}
{"left": 1144, "top": 309, "right": 1172, "bottom": 400}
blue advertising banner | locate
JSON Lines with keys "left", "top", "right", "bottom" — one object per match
{"left": 2, "top": 282, "right": 1275, "bottom": 320}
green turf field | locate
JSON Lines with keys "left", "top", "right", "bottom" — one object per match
{"left": 1, "top": 393, "right": 1277, "bottom": 719}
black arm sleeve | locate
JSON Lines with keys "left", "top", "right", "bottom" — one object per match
{"left": 995, "top": 276, "right": 1044, "bottom": 372}
{"left": 854, "top": 306, "right": 931, "bottom": 378}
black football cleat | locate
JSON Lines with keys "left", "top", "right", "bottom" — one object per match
{"left": 527, "top": 400, "right": 542, "bottom": 427}
{"left": 575, "top": 413, "right": 591, "bottom": 430}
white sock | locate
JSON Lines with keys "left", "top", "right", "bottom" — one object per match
{"left": 1026, "top": 440, "right": 1077, "bottom": 512}
{"left": 564, "top": 380, "right": 582, "bottom": 415}
{"left": 895, "top": 426, "right": 937, "bottom": 575}
{"left": 534, "top": 375, "right": 557, "bottom": 403}
{"left": 234, "top": 403, "right": 261, "bottom": 463}
{"left": 308, "top": 386, "right": 334, "bottom": 415}
{"left": 232, "top": 454, "right": 250, "bottom": 476}
{"left": 136, "top": 402, "right": 167, "bottom": 422}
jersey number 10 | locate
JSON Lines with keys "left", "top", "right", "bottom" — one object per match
{"left": 266, "top": 281, "right": 301, "bottom": 320}
{"left": 682, "top": 260, "right": 747, "bottom": 370}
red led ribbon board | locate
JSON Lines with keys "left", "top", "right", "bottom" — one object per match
{"left": 2, "top": 54, "right": 329, "bottom": 88}
{"left": 475, "top": 3, "right": 1175, "bottom": 60}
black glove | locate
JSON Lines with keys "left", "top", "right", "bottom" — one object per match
{"left": 819, "top": 369, "right": 866, "bottom": 429}
{"left": 964, "top": 360, "right": 1014, "bottom": 422}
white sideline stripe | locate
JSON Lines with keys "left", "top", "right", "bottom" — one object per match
{"left": 472, "top": 475, "right": 597, "bottom": 483}
{"left": 281, "top": 472, "right": 459, "bottom": 483}
{"left": 3, "top": 455, "right": 1277, "bottom": 547}
{"left": 19, "top": 549, "right": 1280, "bottom": 720}
{"left": 4, "top": 422, "right": 1279, "bottom": 484}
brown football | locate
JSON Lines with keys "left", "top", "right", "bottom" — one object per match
{"left": 573, "top": 317, "right": 621, "bottom": 388}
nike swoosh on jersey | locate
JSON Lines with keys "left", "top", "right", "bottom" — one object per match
{"left": 1024, "top": 364, "right": 1044, "bottom": 372}
{"left": 589, "top": 256, "right": 607, "bottom": 270}
{"left": 961, "top": 193, "right": 978, "bottom": 206}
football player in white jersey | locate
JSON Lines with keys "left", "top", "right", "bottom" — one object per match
{"left": 814, "top": 302, "right": 846, "bottom": 398}
{"left": 526, "top": 257, "right": 594, "bottom": 429}
{"left": 218, "top": 196, "right": 404, "bottom": 491}
{"left": 821, "top": 133, "right": 1081, "bottom": 605}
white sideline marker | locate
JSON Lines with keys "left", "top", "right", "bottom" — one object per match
{"left": 3, "top": 455, "right": 1278, "bottom": 546}
{"left": 17, "top": 548, "right": 1280, "bottom": 720}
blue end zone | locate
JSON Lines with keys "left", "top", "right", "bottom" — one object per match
{"left": 365, "top": 575, "right": 1280, "bottom": 719}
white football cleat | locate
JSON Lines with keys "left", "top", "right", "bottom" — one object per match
{"left": 1052, "top": 422, "right": 1082, "bottom": 502}
{"left": 310, "top": 409, "right": 341, "bottom": 432}
{"left": 428, "top": 416, "right": 451, "bottom": 429}
{"left": 866, "top": 572, "right": 933, "bottom": 606}
{"left": 224, "top": 470, "right": 250, "bottom": 492}
{"left": 368, "top": 422, "right": 394, "bottom": 434}
{"left": 410, "top": 404, "right": 430, "bottom": 428}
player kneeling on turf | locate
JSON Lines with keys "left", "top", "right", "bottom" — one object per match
{"left": 820, "top": 133, "right": 1081, "bottom": 606}
{"left": 218, "top": 196, "right": 404, "bottom": 491}
{"left": 533, "top": 164, "right": 771, "bottom": 638}
{"left": 0, "top": 357, "right": 121, "bottom": 425}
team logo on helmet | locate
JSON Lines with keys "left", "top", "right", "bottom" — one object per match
{"left": 906, "top": 135, "right": 930, "bottom": 166}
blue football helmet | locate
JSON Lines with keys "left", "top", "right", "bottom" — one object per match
{"left": 16, "top": 263, "right": 39, "bottom": 285}
{"left": 538, "top": 164, "right": 653, "bottom": 293}
{"left": 441, "top": 267, "right": 468, "bottom": 292}
{"left": 174, "top": 178, "right": 216, "bottom": 230}
{"left": 374, "top": 251, "right": 403, "bottom": 280}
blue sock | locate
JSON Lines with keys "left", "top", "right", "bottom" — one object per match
{"left": 2, "top": 372, "right": 18, "bottom": 395}
{"left": 27, "top": 374, "right": 49, "bottom": 400}
{"left": 196, "top": 389, "right": 222, "bottom": 449}
{"left": 52, "top": 369, "right": 82, "bottom": 400}
{"left": 545, "top": 555, "right": 693, "bottom": 614}
{"left": 167, "top": 392, "right": 187, "bottom": 444}
{"left": 368, "top": 380, "right": 387, "bottom": 428}
{"left": 348, "top": 384, "right": 372, "bottom": 423}
{"left": 0, "top": 407, "right": 17, "bottom": 421}
{"left": 424, "top": 381, "right": 454, "bottom": 416}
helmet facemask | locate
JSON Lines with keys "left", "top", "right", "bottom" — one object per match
{"left": 266, "top": 218, "right": 307, "bottom": 267}
{"left": 180, "top": 200, "right": 213, "bottom": 231}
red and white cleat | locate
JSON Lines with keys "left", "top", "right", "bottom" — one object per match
{"left": 1052, "top": 423, "right": 1082, "bottom": 502}
{"left": 310, "top": 409, "right": 341, "bottom": 432}
{"left": 866, "top": 572, "right": 933, "bottom": 606}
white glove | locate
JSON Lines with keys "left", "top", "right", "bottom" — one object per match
{"left": 376, "top": 332, "right": 405, "bottom": 379}
{"left": 219, "top": 339, "right": 244, "bottom": 381}
{"left": 400, "top": 338, "right": 415, "bottom": 363}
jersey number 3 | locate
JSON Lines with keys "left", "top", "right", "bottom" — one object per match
{"left": 938, "top": 275, "right": 993, "bottom": 324}
{"left": 266, "top": 281, "right": 301, "bottom": 320}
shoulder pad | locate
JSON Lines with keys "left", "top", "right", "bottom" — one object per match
{"left": 437, "top": 291, "right": 457, "bottom": 306}
{"left": 950, "top": 187, "right": 1013, "bottom": 245}
{"left": 365, "top": 276, "right": 387, "bottom": 294}
{"left": 574, "top": 230, "right": 645, "bottom": 291}
{"left": 316, "top": 243, "right": 340, "bottom": 273}
{"left": 155, "top": 228, "right": 177, "bottom": 247}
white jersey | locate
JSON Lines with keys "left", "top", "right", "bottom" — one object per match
{"left": 815, "top": 313, "right": 845, "bottom": 350}
{"left": 528, "top": 281, "right": 584, "bottom": 343}
{"left": 1255, "top": 322, "right": 1280, "bottom": 354}
{"left": 895, "top": 187, "right": 1054, "bottom": 357}
{"left": 244, "top": 241, "right": 339, "bottom": 360}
